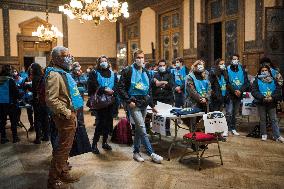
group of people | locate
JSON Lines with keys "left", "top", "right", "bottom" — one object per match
{"left": 0, "top": 46, "right": 283, "bottom": 189}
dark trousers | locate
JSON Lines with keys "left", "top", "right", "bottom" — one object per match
{"left": 174, "top": 92, "right": 184, "bottom": 108}
{"left": 209, "top": 101, "right": 224, "bottom": 112}
{"left": 0, "top": 104, "right": 18, "bottom": 140}
{"left": 77, "top": 107, "right": 85, "bottom": 127}
{"left": 48, "top": 112, "right": 76, "bottom": 182}
{"left": 92, "top": 105, "right": 113, "bottom": 145}
{"left": 33, "top": 104, "right": 50, "bottom": 140}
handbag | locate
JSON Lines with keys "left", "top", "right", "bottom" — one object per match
{"left": 88, "top": 89, "right": 115, "bottom": 110}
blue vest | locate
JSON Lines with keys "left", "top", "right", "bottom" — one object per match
{"left": 189, "top": 73, "right": 209, "bottom": 97}
{"left": 258, "top": 79, "right": 276, "bottom": 97}
{"left": 217, "top": 75, "right": 227, "bottom": 97}
{"left": 128, "top": 65, "right": 150, "bottom": 96}
{"left": 0, "top": 79, "right": 10, "bottom": 103}
{"left": 19, "top": 71, "right": 28, "bottom": 81}
{"left": 45, "top": 67, "right": 84, "bottom": 111}
{"left": 15, "top": 77, "right": 24, "bottom": 87}
{"left": 227, "top": 65, "right": 244, "bottom": 90}
{"left": 172, "top": 66, "right": 187, "bottom": 86}
{"left": 148, "top": 70, "right": 157, "bottom": 81}
{"left": 97, "top": 70, "right": 115, "bottom": 89}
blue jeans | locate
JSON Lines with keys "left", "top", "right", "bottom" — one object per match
{"left": 129, "top": 107, "right": 154, "bottom": 155}
{"left": 225, "top": 99, "right": 241, "bottom": 131}
{"left": 258, "top": 106, "right": 280, "bottom": 138}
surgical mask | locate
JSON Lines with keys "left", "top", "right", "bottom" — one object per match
{"left": 62, "top": 56, "right": 73, "bottom": 71}
{"left": 100, "top": 61, "right": 108, "bottom": 69}
{"left": 219, "top": 64, "right": 226, "bottom": 70}
{"left": 176, "top": 63, "right": 181, "bottom": 68}
{"left": 158, "top": 66, "right": 166, "bottom": 73}
{"left": 232, "top": 60, "right": 239, "bottom": 66}
{"left": 197, "top": 64, "right": 204, "bottom": 72}
{"left": 259, "top": 71, "right": 270, "bottom": 78}
{"left": 135, "top": 59, "right": 144, "bottom": 68}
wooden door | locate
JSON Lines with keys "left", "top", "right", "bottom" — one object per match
{"left": 160, "top": 10, "right": 181, "bottom": 63}
{"left": 265, "top": 7, "right": 284, "bottom": 74}
{"left": 197, "top": 23, "right": 210, "bottom": 65}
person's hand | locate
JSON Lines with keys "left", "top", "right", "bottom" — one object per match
{"left": 200, "top": 98, "right": 207, "bottom": 104}
{"left": 129, "top": 102, "right": 136, "bottom": 109}
{"left": 105, "top": 88, "right": 114, "bottom": 95}
{"left": 264, "top": 97, "right": 273, "bottom": 102}
{"left": 175, "top": 86, "right": 181, "bottom": 93}
{"left": 152, "top": 107, "right": 158, "bottom": 114}
{"left": 235, "top": 90, "right": 241, "bottom": 97}
{"left": 162, "top": 81, "right": 168, "bottom": 85}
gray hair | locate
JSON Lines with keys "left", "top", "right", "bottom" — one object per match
{"left": 51, "top": 46, "right": 68, "bottom": 60}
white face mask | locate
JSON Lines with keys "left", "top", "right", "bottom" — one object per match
{"left": 232, "top": 60, "right": 239, "bottom": 65}
{"left": 219, "top": 64, "right": 226, "bottom": 70}
{"left": 100, "top": 61, "right": 108, "bottom": 69}
{"left": 158, "top": 66, "right": 166, "bottom": 73}
{"left": 135, "top": 59, "right": 145, "bottom": 68}
{"left": 176, "top": 63, "right": 181, "bottom": 68}
{"left": 197, "top": 64, "right": 204, "bottom": 72}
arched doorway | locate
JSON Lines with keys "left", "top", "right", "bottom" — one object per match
{"left": 17, "top": 17, "right": 57, "bottom": 70}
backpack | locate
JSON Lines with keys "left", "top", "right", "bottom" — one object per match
{"left": 111, "top": 118, "right": 133, "bottom": 145}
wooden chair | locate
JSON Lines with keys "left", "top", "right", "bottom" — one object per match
{"left": 179, "top": 111, "right": 227, "bottom": 170}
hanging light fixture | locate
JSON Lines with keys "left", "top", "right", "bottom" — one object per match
{"left": 32, "top": 0, "right": 63, "bottom": 41}
{"left": 58, "top": 0, "right": 129, "bottom": 26}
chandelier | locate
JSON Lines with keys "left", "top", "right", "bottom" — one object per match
{"left": 59, "top": 0, "right": 129, "bottom": 25}
{"left": 32, "top": 0, "right": 63, "bottom": 41}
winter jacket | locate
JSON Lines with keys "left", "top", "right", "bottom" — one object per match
{"left": 227, "top": 64, "right": 250, "bottom": 100}
{"left": 152, "top": 70, "right": 174, "bottom": 103}
{"left": 251, "top": 77, "right": 282, "bottom": 109}
{"left": 209, "top": 68, "right": 229, "bottom": 103}
{"left": 88, "top": 68, "right": 118, "bottom": 96}
{"left": 117, "top": 64, "right": 154, "bottom": 108}
{"left": 185, "top": 72, "right": 211, "bottom": 110}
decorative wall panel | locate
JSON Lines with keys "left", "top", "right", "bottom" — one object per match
{"left": 225, "top": 20, "right": 238, "bottom": 62}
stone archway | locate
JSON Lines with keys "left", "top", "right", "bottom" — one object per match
{"left": 17, "top": 16, "right": 57, "bottom": 70}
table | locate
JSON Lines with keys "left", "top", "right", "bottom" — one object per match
{"left": 147, "top": 109, "right": 205, "bottom": 160}
{"left": 17, "top": 104, "right": 31, "bottom": 139}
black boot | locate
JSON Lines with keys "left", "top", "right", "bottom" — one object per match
{"left": 1, "top": 138, "right": 9, "bottom": 144}
{"left": 102, "top": 143, "right": 112, "bottom": 151}
{"left": 92, "top": 144, "right": 100, "bottom": 154}
{"left": 33, "top": 138, "right": 41, "bottom": 144}
{"left": 13, "top": 136, "right": 20, "bottom": 143}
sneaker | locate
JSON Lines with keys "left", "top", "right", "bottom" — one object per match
{"left": 102, "top": 143, "right": 112, "bottom": 151}
{"left": 150, "top": 153, "right": 163, "bottom": 164}
{"left": 222, "top": 131, "right": 228, "bottom": 137}
{"left": 231, "top": 130, "right": 240, "bottom": 136}
{"left": 276, "top": 136, "right": 284, "bottom": 143}
{"left": 133, "top": 153, "right": 144, "bottom": 162}
{"left": 261, "top": 135, "right": 267, "bottom": 141}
